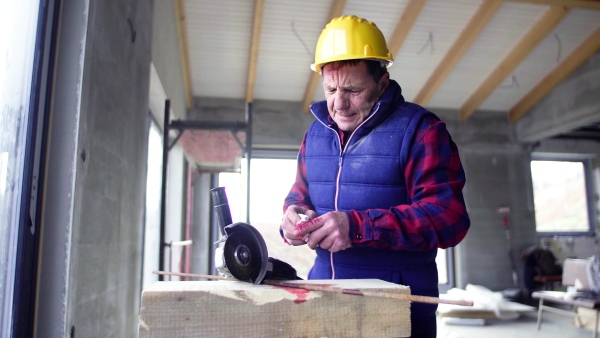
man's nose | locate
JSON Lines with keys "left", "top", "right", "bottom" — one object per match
{"left": 334, "top": 90, "right": 350, "bottom": 109}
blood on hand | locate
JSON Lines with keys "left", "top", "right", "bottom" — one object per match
{"left": 296, "top": 214, "right": 310, "bottom": 242}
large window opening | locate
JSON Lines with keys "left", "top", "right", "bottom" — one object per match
{"left": 219, "top": 157, "right": 453, "bottom": 285}
{"left": 142, "top": 120, "right": 163, "bottom": 290}
{"left": 219, "top": 158, "right": 316, "bottom": 279}
{"left": 0, "top": 0, "right": 41, "bottom": 333}
{"left": 531, "top": 157, "right": 595, "bottom": 236}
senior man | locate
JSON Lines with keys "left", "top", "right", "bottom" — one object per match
{"left": 280, "top": 15, "right": 470, "bottom": 337}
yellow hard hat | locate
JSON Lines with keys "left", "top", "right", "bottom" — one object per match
{"left": 311, "top": 15, "right": 394, "bottom": 73}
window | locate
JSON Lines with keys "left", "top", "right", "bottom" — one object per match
{"left": 531, "top": 157, "right": 595, "bottom": 236}
{"left": 219, "top": 158, "right": 316, "bottom": 279}
{"left": 142, "top": 120, "right": 163, "bottom": 290}
{"left": 220, "top": 157, "right": 453, "bottom": 286}
{"left": 0, "top": 0, "right": 40, "bottom": 333}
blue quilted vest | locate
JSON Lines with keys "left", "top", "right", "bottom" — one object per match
{"left": 305, "top": 80, "right": 439, "bottom": 320}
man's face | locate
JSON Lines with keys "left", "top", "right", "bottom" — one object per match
{"left": 322, "top": 61, "right": 389, "bottom": 133}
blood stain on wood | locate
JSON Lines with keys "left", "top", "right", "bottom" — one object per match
{"left": 281, "top": 287, "right": 311, "bottom": 304}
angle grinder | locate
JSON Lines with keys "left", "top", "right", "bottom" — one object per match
{"left": 211, "top": 187, "right": 301, "bottom": 284}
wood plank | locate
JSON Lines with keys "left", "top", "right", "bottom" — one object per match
{"left": 139, "top": 279, "right": 411, "bottom": 337}
{"left": 413, "top": 0, "right": 502, "bottom": 106}
{"left": 302, "top": 73, "right": 322, "bottom": 113}
{"left": 459, "top": 5, "right": 569, "bottom": 120}
{"left": 508, "top": 27, "right": 600, "bottom": 122}
{"left": 387, "top": 0, "right": 427, "bottom": 56}
{"left": 245, "top": 0, "right": 265, "bottom": 103}
{"left": 175, "top": 0, "right": 194, "bottom": 109}
{"left": 505, "top": 0, "right": 600, "bottom": 10}
{"left": 301, "top": 0, "right": 346, "bottom": 113}
{"left": 577, "top": 307, "right": 600, "bottom": 332}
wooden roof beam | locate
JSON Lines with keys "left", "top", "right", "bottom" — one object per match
{"left": 413, "top": 0, "right": 502, "bottom": 106}
{"left": 301, "top": 0, "right": 346, "bottom": 113}
{"left": 459, "top": 5, "right": 569, "bottom": 120}
{"left": 245, "top": 0, "right": 265, "bottom": 103}
{"left": 387, "top": 0, "right": 427, "bottom": 56}
{"left": 509, "top": 27, "right": 600, "bottom": 122}
{"left": 505, "top": 0, "right": 600, "bottom": 10}
{"left": 175, "top": 0, "right": 194, "bottom": 109}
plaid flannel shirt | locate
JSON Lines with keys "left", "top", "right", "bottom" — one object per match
{"left": 284, "top": 109, "right": 470, "bottom": 251}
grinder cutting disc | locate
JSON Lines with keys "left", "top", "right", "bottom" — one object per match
{"left": 222, "top": 223, "right": 269, "bottom": 284}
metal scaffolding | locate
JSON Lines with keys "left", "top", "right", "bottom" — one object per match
{"left": 158, "top": 99, "right": 253, "bottom": 280}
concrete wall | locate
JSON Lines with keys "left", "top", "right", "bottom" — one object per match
{"left": 69, "top": 0, "right": 153, "bottom": 336}
{"left": 37, "top": 1, "right": 154, "bottom": 337}
{"left": 516, "top": 50, "right": 600, "bottom": 142}
{"left": 436, "top": 111, "right": 538, "bottom": 290}
{"left": 189, "top": 97, "right": 316, "bottom": 150}
{"left": 191, "top": 172, "right": 215, "bottom": 275}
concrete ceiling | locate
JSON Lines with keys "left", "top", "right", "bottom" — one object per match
{"left": 176, "top": 0, "right": 600, "bottom": 123}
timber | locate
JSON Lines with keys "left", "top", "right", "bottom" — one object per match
{"left": 154, "top": 270, "right": 474, "bottom": 306}
{"left": 139, "top": 279, "right": 411, "bottom": 337}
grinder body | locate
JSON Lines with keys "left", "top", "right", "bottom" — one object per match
{"left": 211, "top": 187, "right": 300, "bottom": 284}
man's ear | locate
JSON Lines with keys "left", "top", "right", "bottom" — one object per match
{"left": 378, "top": 72, "right": 390, "bottom": 95}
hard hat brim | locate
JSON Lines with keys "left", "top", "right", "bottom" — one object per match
{"left": 311, "top": 58, "right": 393, "bottom": 73}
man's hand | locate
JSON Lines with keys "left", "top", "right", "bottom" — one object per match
{"left": 280, "top": 205, "right": 317, "bottom": 246}
{"left": 293, "top": 211, "right": 351, "bottom": 252}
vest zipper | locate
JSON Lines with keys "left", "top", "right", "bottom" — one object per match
{"left": 310, "top": 103, "right": 382, "bottom": 280}
{"left": 311, "top": 103, "right": 382, "bottom": 211}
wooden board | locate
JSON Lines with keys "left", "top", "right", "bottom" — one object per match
{"left": 138, "top": 279, "right": 411, "bottom": 337}
{"left": 576, "top": 307, "right": 600, "bottom": 332}
{"left": 437, "top": 291, "right": 535, "bottom": 320}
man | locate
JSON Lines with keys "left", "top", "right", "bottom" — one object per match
{"left": 280, "top": 15, "right": 470, "bottom": 337}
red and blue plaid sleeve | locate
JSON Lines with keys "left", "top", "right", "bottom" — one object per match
{"left": 347, "top": 117, "right": 470, "bottom": 251}
{"left": 283, "top": 132, "right": 314, "bottom": 212}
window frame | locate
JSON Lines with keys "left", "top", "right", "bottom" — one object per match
{"left": 2, "top": 0, "right": 52, "bottom": 335}
{"left": 531, "top": 154, "right": 597, "bottom": 237}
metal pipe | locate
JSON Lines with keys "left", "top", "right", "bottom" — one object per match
{"left": 166, "top": 239, "right": 194, "bottom": 281}
{"left": 169, "top": 120, "right": 247, "bottom": 131}
{"left": 245, "top": 102, "right": 253, "bottom": 223}
{"left": 158, "top": 99, "right": 170, "bottom": 281}
{"left": 183, "top": 163, "right": 193, "bottom": 279}
{"left": 171, "top": 240, "right": 193, "bottom": 247}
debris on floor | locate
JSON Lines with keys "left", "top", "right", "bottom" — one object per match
{"left": 437, "top": 284, "right": 535, "bottom": 324}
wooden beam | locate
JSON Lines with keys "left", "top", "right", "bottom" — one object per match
{"left": 175, "top": 0, "right": 194, "bottom": 109}
{"left": 154, "top": 271, "right": 474, "bottom": 306}
{"left": 139, "top": 279, "right": 411, "bottom": 337}
{"left": 302, "top": 74, "right": 321, "bottom": 114}
{"left": 413, "top": 0, "right": 502, "bottom": 106}
{"left": 387, "top": 0, "right": 427, "bottom": 56}
{"left": 505, "top": 0, "right": 600, "bottom": 10}
{"left": 508, "top": 27, "right": 600, "bottom": 122}
{"left": 301, "top": 0, "right": 346, "bottom": 113}
{"left": 245, "top": 0, "right": 265, "bottom": 103}
{"left": 459, "top": 5, "right": 569, "bottom": 120}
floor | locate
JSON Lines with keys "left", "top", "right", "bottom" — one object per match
{"left": 437, "top": 311, "right": 595, "bottom": 338}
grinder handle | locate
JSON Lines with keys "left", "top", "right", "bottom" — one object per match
{"left": 210, "top": 187, "right": 233, "bottom": 236}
